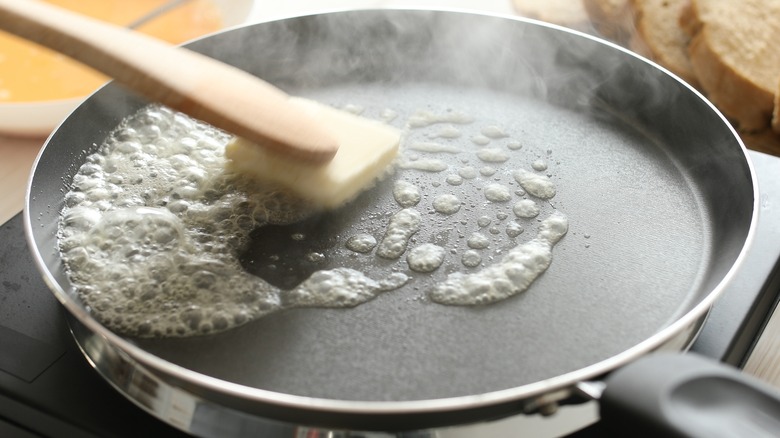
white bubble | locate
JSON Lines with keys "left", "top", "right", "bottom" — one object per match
{"left": 345, "top": 233, "right": 378, "bottom": 253}
{"left": 477, "top": 216, "right": 491, "bottom": 227}
{"left": 408, "top": 141, "right": 461, "bottom": 154}
{"left": 432, "top": 194, "right": 461, "bottom": 215}
{"left": 484, "top": 184, "right": 512, "bottom": 202}
{"left": 481, "top": 125, "right": 509, "bottom": 139}
{"left": 393, "top": 180, "right": 421, "bottom": 207}
{"left": 479, "top": 166, "right": 497, "bottom": 177}
{"left": 408, "top": 110, "right": 474, "bottom": 128}
{"left": 399, "top": 158, "right": 448, "bottom": 172}
{"left": 471, "top": 135, "right": 490, "bottom": 145}
{"left": 283, "top": 269, "right": 384, "bottom": 308}
{"left": 461, "top": 250, "right": 482, "bottom": 268}
{"left": 446, "top": 174, "right": 464, "bottom": 186}
{"left": 407, "top": 244, "right": 446, "bottom": 273}
{"left": 458, "top": 166, "right": 478, "bottom": 179}
{"left": 376, "top": 208, "right": 422, "bottom": 259}
{"left": 467, "top": 232, "right": 490, "bottom": 249}
{"left": 430, "top": 213, "right": 568, "bottom": 305}
{"left": 506, "top": 221, "right": 524, "bottom": 238}
{"left": 513, "top": 169, "right": 556, "bottom": 199}
{"left": 513, "top": 199, "right": 540, "bottom": 218}
{"left": 428, "top": 125, "right": 461, "bottom": 139}
{"left": 532, "top": 159, "right": 548, "bottom": 171}
{"left": 476, "top": 148, "right": 509, "bottom": 163}
{"left": 507, "top": 140, "right": 523, "bottom": 150}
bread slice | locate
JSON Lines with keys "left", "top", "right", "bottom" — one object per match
{"left": 583, "top": 0, "right": 634, "bottom": 43}
{"left": 678, "top": 0, "right": 699, "bottom": 37}
{"left": 630, "top": 0, "right": 699, "bottom": 87}
{"left": 512, "top": 0, "right": 590, "bottom": 31}
{"left": 774, "top": 78, "right": 780, "bottom": 133}
{"left": 686, "top": 0, "right": 780, "bottom": 131}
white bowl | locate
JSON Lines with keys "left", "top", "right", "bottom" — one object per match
{"left": 0, "top": 0, "right": 255, "bottom": 138}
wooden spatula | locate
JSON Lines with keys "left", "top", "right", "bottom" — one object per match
{"left": 0, "top": 0, "right": 401, "bottom": 208}
{"left": 0, "top": 0, "right": 343, "bottom": 163}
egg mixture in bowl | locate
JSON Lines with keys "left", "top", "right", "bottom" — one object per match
{"left": 0, "top": 0, "right": 253, "bottom": 136}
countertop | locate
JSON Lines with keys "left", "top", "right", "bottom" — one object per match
{"left": 1, "top": 0, "right": 778, "bottom": 419}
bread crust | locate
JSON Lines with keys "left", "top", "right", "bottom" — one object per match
{"left": 678, "top": 0, "right": 699, "bottom": 37}
{"left": 740, "top": 128, "right": 780, "bottom": 156}
{"left": 774, "top": 79, "right": 780, "bottom": 133}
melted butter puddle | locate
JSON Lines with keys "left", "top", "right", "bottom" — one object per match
{"left": 65, "top": 204, "right": 409, "bottom": 337}
{"left": 407, "top": 141, "right": 462, "bottom": 154}
{"left": 513, "top": 169, "right": 556, "bottom": 199}
{"left": 59, "top": 101, "right": 570, "bottom": 339}
{"left": 392, "top": 180, "right": 421, "bottom": 207}
{"left": 57, "top": 105, "right": 408, "bottom": 338}
{"left": 429, "top": 212, "right": 568, "bottom": 306}
{"left": 282, "top": 269, "right": 409, "bottom": 308}
{"left": 376, "top": 208, "right": 422, "bottom": 259}
{"left": 407, "top": 110, "right": 474, "bottom": 128}
{"left": 398, "top": 158, "right": 448, "bottom": 172}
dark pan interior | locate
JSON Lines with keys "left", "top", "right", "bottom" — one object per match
{"left": 27, "top": 11, "right": 754, "bottom": 402}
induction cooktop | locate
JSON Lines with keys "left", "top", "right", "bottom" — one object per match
{"left": 1, "top": 150, "right": 779, "bottom": 437}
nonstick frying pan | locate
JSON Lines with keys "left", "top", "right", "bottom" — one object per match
{"left": 24, "top": 9, "right": 768, "bottom": 436}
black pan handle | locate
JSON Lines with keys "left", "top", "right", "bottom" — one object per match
{"left": 599, "top": 352, "right": 780, "bottom": 437}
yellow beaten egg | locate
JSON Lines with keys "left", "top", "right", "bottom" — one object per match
{"left": 0, "top": 0, "right": 223, "bottom": 103}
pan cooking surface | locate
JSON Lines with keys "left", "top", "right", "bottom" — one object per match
{"left": 131, "top": 83, "right": 711, "bottom": 401}
{"left": 28, "top": 10, "right": 753, "bottom": 405}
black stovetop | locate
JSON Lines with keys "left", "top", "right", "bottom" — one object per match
{"left": 2, "top": 150, "right": 779, "bottom": 437}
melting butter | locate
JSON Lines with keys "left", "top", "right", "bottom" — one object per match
{"left": 393, "top": 180, "right": 422, "bottom": 207}
{"left": 432, "top": 194, "right": 462, "bottom": 215}
{"left": 429, "top": 212, "right": 568, "bottom": 305}
{"left": 484, "top": 184, "right": 512, "bottom": 203}
{"left": 59, "top": 99, "right": 571, "bottom": 339}
{"left": 513, "top": 199, "right": 540, "bottom": 218}
{"left": 513, "top": 169, "right": 557, "bottom": 199}
{"left": 408, "top": 110, "right": 474, "bottom": 128}
{"left": 408, "top": 142, "right": 461, "bottom": 153}
{"left": 399, "top": 158, "right": 448, "bottom": 172}
{"left": 376, "top": 208, "right": 422, "bottom": 259}
{"left": 407, "top": 243, "right": 446, "bottom": 273}
{"left": 58, "top": 105, "right": 402, "bottom": 338}
{"left": 476, "top": 147, "right": 510, "bottom": 163}
{"left": 481, "top": 125, "right": 509, "bottom": 139}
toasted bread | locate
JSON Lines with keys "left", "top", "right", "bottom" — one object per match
{"left": 678, "top": 0, "right": 699, "bottom": 37}
{"left": 630, "top": 0, "right": 699, "bottom": 87}
{"left": 774, "top": 78, "right": 780, "bottom": 133}
{"left": 512, "top": 0, "right": 590, "bottom": 31}
{"left": 686, "top": 0, "right": 780, "bottom": 131}
{"left": 583, "top": 0, "right": 634, "bottom": 43}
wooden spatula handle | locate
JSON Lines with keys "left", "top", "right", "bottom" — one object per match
{"left": 0, "top": 0, "right": 339, "bottom": 163}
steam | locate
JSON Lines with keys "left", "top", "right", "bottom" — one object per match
{"left": 192, "top": 10, "right": 677, "bottom": 117}
{"left": 189, "top": 11, "right": 568, "bottom": 96}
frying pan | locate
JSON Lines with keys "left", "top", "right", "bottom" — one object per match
{"left": 23, "top": 8, "right": 773, "bottom": 436}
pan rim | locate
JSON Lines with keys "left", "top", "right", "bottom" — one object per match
{"left": 23, "top": 7, "right": 760, "bottom": 423}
